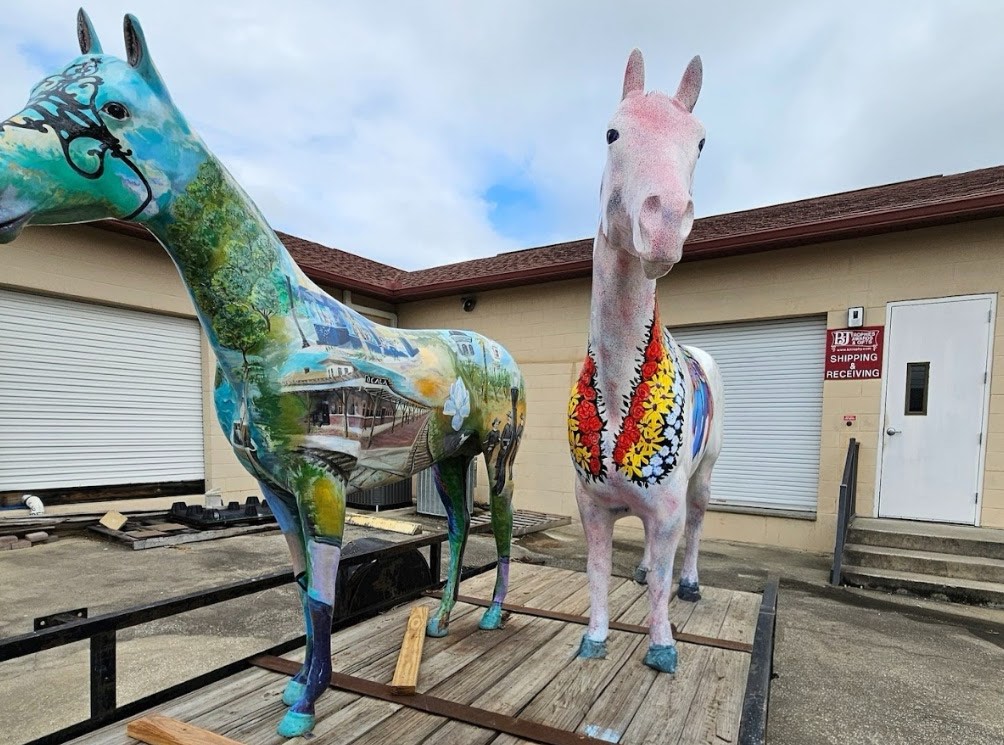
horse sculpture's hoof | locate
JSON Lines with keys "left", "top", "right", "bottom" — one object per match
{"left": 633, "top": 566, "right": 648, "bottom": 585}
{"left": 426, "top": 616, "right": 449, "bottom": 638}
{"left": 644, "top": 644, "right": 678, "bottom": 673}
{"left": 277, "top": 710, "right": 316, "bottom": 737}
{"left": 677, "top": 580, "right": 701, "bottom": 602}
{"left": 281, "top": 679, "right": 306, "bottom": 707}
{"left": 577, "top": 634, "right": 608, "bottom": 660}
{"left": 478, "top": 604, "right": 504, "bottom": 630}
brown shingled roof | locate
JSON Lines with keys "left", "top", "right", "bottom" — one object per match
{"left": 90, "top": 164, "right": 1004, "bottom": 303}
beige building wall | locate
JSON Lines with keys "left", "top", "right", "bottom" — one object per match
{"left": 2, "top": 225, "right": 260, "bottom": 502}
{"left": 398, "top": 217, "right": 1004, "bottom": 552}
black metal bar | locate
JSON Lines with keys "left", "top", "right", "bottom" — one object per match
{"left": 737, "top": 576, "right": 779, "bottom": 745}
{"left": 89, "top": 631, "right": 116, "bottom": 720}
{"left": 0, "top": 569, "right": 294, "bottom": 662}
{"left": 0, "top": 531, "right": 450, "bottom": 662}
{"left": 429, "top": 542, "right": 442, "bottom": 585}
{"left": 829, "top": 438, "right": 858, "bottom": 585}
{"left": 22, "top": 560, "right": 446, "bottom": 745}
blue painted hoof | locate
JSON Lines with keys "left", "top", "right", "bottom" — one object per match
{"left": 277, "top": 710, "right": 316, "bottom": 738}
{"left": 677, "top": 580, "right": 701, "bottom": 602}
{"left": 478, "top": 604, "right": 504, "bottom": 630}
{"left": 426, "top": 616, "right": 449, "bottom": 638}
{"left": 281, "top": 678, "right": 306, "bottom": 707}
{"left": 577, "top": 634, "right": 608, "bottom": 660}
{"left": 644, "top": 643, "right": 678, "bottom": 673}
{"left": 633, "top": 566, "right": 648, "bottom": 585}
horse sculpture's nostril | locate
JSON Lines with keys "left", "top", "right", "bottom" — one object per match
{"left": 642, "top": 195, "right": 662, "bottom": 215}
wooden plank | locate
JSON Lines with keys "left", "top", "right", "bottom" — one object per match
{"left": 490, "top": 630, "right": 642, "bottom": 745}
{"left": 126, "top": 715, "right": 245, "bottom": 745}
{"left": 330, "top": 570, "right": 606, "bottom": 745}
{"left": 677, "top": 586, "right": 733, "bottom": 638}
{"left": 675, "top": 649, "right": 749, "bottom": 744}
{"left": 255, "top": 655, "right": 611, "bottom": 745}
{"left": 346, "top": 513, "right": 422, "bottom": 535}
{"left": 718, "top": 592, "right": 762, "bottom": 646}
{"left": 145, "top": 522, "right": 189, "bottom": 532}
{"left": 573, "top": 637, "right": 658, "bottom": 743}
{"left": 422, "top": 578, "right": 642, "bottom": 745}
{"left": 99, "top": 511, "right": 128, "bottom": 531}
{"left": 390, "top": 606, "right": 430, "bottom": 694}
{"left": 127, "top": 524, "right": 277, "bottom": 550}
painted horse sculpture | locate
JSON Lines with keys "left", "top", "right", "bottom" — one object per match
{"left": 0, "top": 11, "right": 526, "bottom": 736}
{"left": 568, "top": 49, "right": 724, "bottom": 674}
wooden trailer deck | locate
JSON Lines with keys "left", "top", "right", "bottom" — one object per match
{"left": 71, "top": 564, "right": 772, "bottom": 745}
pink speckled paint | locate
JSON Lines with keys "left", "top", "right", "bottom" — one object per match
{"left": 569, "top": 49, "right": 725, "bottom": 674}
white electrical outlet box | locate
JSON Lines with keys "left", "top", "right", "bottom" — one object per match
{"left": 848, "top": 307, "right": 864, "bottom": 328}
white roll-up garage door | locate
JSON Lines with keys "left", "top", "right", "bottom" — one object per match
{"left": 669, "top": 315, "right": 826, "bottom": 513}
{"left": 0, "top": 289, "right": 205, "bottom": 491}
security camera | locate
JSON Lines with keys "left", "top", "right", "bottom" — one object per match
{"left": 462, "top": 296, "right": 477, "bottom": 312}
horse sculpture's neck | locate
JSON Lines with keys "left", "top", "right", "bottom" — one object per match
{"left": 588, "top": 229, "right": 660, "bottom": 416}
{"left": 143, "top": 154, "right": 317, "bottom": 379}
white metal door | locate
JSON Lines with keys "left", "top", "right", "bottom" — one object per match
{"left": 0, "top": 289, "right": 206, "bottom": 490}
{"left": 670, "top": 315, "right": 826, "bottom": 512}
{"left": 878, "top": 295, "right": 994, "bottom": 524}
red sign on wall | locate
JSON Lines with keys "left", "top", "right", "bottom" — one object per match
{"left": 825, "top": 326, "right": 884, "bottom": 380}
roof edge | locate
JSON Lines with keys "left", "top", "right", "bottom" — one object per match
{"left": 81, "top": 187, "right": 1004, "bottom": 304}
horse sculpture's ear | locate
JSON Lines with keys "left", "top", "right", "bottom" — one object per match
{"left": 622, "top": 48, "right": 645, "bottom": 100}
{"left": 675, "top": 55, "right": 703, "bottom": 113}
{"left": 123, "top": 14, "right": 168, "bottom": 96}
{"left": 77, "top": 8, "right": 103, "bottom": 54}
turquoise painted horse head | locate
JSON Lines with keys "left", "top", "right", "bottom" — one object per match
{"left": 0, "top": 10, "right": 202, "bottom": 242}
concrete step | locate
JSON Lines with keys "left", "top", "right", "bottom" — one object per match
{"left": 844, "top": 543, "right": 1004, "bottom": 584}
{"left": 847, "top": 517, "right": 1004, "bottom": 560}
{"left": 842, "top": 565, "right": 1004, "bottom": 607}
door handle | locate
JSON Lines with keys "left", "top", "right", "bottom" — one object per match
{"left": 886, "top": 427, "right": 901, "bottom": 436}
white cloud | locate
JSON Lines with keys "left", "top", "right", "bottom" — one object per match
{"left": 2, "top": 1, "right": 1004, "bottom": 269}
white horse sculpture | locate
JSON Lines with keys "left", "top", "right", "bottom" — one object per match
{"left": 567, "top": 49, "right": 724, "bottom": 674}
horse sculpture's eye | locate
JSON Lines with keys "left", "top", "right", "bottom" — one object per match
{"left": 102, "top": 102, "right": 130, "bottom": 120}
{"left": 698, "top": 138, "right": 705, "bottom": 154}
{"left": 606, "top": 129, "right": 619, "bottom": 145}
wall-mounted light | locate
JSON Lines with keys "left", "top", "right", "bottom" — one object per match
{"left": 462, "top": 296, "right": 477, "bottom": 312}
{"left": 847, "top": 307, "right": 864, "bottom": 328}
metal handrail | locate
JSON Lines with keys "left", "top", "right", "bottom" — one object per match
{"left": 829, "top": 438, "right": 860, "bottom": 585}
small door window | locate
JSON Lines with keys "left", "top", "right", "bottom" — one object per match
{"left": 905, "top": 362, "right": 929, "bottom": 415}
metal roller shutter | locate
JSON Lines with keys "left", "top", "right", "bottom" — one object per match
{"left": 669, "top": 315, "right": 826, "bottom": 512}
{"left": 0, "top": 289, "right": 205, "bottom": 491}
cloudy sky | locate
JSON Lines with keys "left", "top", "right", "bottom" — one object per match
{"left": 2, "top": 2, "right": 1003, "bottom": 269}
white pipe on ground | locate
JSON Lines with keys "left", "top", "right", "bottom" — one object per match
{"left": 22, "top": 494, "right": 44, "bottom": 515}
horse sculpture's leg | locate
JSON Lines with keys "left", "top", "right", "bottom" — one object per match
{"left": 258, "top": 482, "right": 313, "bottom": 707}
{"left": 427, "top": 455, "right": 472, "bottom": 638}
{"left": 678, "top": 463, "right": 713, "bottom": 602}
{"left": 640, "top": 495, "right": 686, "bottom": 673}
{"left": 576, "top": 482, "right": 616, "bottom": 660}
{"left": 635, "top": 544, "right": 652, "bottom": 585}
{"left": 479, "top": 456, "right": 515, "bottom": 630}
{"left": 277, "top": 464, "right": 346, "bottom": 738}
